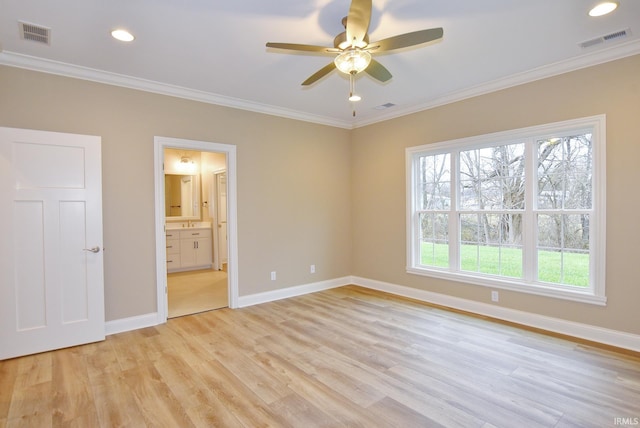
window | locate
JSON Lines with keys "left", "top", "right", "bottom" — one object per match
{"left": 406, "top": 116, "right": 606, "bottom": 304}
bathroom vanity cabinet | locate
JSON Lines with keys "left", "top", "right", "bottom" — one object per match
{"left": 166, "top": 227, "right": 212, "bottom": 272}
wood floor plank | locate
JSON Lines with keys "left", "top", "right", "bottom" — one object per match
{"left": 366, "top": 396, "right": 447, "bottom": 428}
{"left": 90, "top": 372, "right": 148, "bottom": 428}
{"left": 267, "top": 392, "right": 340, "bottom": 427}
{"left": 250, "top": 350, "right": 384, "bottom": 427}
{"left": 191, "top": 357, "right": 290, "bottom": 428}
{"left": 0, "top": 357, "right": 16, "bottom": 424}
{"left": 306, "top": 344, "right": 487, "bottom": 427}
{"left": 1, "top": 285, "right": 639, "bottom": 427}
{"left": 5, "top": 376, "right": 52, "bottom": 426}
{"left": 50, "top": 346, "right": 100, "bottom": 427}
{"left": 123, "top": 363, "right": 195, "bottom": 427}
{"left": 387, "top": 364, "right": 563, "bottom": 428}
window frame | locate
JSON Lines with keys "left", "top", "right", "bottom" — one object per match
{"left": 406, "top": 115, "right": 606, "bottom": 305}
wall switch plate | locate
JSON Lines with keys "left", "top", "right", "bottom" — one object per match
{"left": 310, "top": 264, "right": 315, "bottom": 273}
{"left": 271, "top": 271, "right": 276, "bottom": 281}
{"left": 491, "top": 290, "right": 499, "bottom": 302}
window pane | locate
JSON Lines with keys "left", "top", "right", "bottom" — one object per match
{"left": 538, "top": 214, "right": 590, "bottom": 287}
{"left": 418, "top": 154, "right": 450, "bottom": 210}
{"left": 537, "top": 134, "right": 592, "bottom": 209}
{"left": 459, "top": 143, "right": 525, "bottom": 211}
{"left": 460, "top": 213, "right": 522, "bottom": 277}
{"left": 419, "top": 213, "right": 448, "bottom": 267}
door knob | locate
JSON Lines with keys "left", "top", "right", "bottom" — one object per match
{"left": 83, "top": 246, "right": 101, "bottom": 253}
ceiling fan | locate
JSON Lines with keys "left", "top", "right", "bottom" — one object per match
{"left": 266, "top": 0, "right": 443, "bottom": 104}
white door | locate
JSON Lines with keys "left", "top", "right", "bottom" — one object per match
{"left": 0, "top": 127, "right": 105, "bottom": 360}
{"left": 216, "top": 172, "right": 228, "bottom": 268}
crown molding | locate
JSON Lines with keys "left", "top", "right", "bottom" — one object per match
{"left": 2, "top": 39, "right": 639, "bottom": 130}
{"left": 353, "top": 38, "right": 640, "bottom": 128}
{"left": 0, "top": 51, "right": 353, "bottom": 129}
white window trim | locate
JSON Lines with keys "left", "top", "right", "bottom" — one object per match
{"left": 406, "top": 115, "right": 606, "bottom": 306}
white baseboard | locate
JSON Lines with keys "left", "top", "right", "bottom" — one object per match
{"left": 237, "top": 276, "right": 351, "bottom": 308}
{"left": 105, "top": 312, "right": 160, "bottom": 336}
{"left": 103, "top": 276, "right": 640, "bottom": 353}
{"left": 351, "top": 276, "right": 640, "bottom": 353}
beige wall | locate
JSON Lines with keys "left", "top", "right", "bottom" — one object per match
{"left": 352, "top": 54, "right": 640, "bottom": 335}
{"left": 0, "top": 66, "right": 352, "bottom": 321}
{"left": 1, "top": 55, "right": 638, "bottom": 336}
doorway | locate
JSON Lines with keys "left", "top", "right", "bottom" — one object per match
{"left": 165, "top": 148, "right": 227, "bottom": 318}
{"left": 154, "top": 137, "right": 238, "bottom": 323}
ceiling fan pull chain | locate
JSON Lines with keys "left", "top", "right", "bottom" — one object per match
{"left": 350, "top": 73, "right": 357, "bottom": 116}
{"left": 349, "top": 72, "right": 355, "bottom": 98}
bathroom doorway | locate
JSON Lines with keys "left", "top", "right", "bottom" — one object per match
{"left": 164, "top": 149, "right": 227, "bottom": 318}
{"left": 154, "top": 136, "right": 238, "bottom": 323}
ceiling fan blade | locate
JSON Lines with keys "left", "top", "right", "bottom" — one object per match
{"left": 346, "top": 0, "right": 372, "bottom": 46}
{"left": 365, "top": 59, "right": 392, "bottom": 82}
{"left": 372, "top": 28, "right": 443, "bottom": 52}
{"left": 302, "top": 62, "right": 337, "bottom": 86}
{"left": 266, "top": 42, "right": 337, "bottom": 53}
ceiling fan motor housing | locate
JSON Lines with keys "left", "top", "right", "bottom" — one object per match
{"left": 334, "top": 31, "right": 369, "bottom": 49}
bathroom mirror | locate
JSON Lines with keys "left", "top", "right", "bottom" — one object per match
{"left": 165, "top": 173, "right": 200, "bottom": 220}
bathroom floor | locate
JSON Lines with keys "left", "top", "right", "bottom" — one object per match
{"left": 167, "top": 267, "right": 228, "bottom": 318}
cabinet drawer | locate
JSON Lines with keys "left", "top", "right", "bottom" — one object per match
{"left": 166, "top": 231, "right": 180, "bottom": 240}
{"left": 166, "top": 238, "right": 180, "bottom": 254}
{"left": 180, "top": 230, "right": 209, "bottom": 238}
{"left": 166, "top": 256, "right": 180, "bottom": 269}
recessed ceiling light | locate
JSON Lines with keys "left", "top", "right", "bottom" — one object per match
{"left": 589, "top": 2, "right": 618, "bottom": 17}
{"left": 111, "top": 29, "right": 134, "bottom": 42}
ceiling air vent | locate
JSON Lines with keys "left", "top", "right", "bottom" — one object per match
{"left": 579, "top": 28, "right": 630, "bottom": 49}
{"left": 374, "top": 102, "right": 396, "bottom": 110}
{"left": 19, "top": 21, "right": 51, "bottom": 45}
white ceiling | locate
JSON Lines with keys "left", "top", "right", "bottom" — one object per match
{"left": 1, "top": 0, "right": 639, "bottom": 129}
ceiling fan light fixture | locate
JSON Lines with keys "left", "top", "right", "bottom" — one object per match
{"left": 348, "top": 93, "right": 362, "bottom": 102}
{"left": 334, "top": 48, "right": 371, "bottom": 74}
{"left": 589, "top": 1, "right": 618, "bottom": 16}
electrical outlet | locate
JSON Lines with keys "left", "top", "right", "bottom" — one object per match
{"left": 310, "top": 264, "right": 316, "bottom": 273}
{"left": 491, "top": 290, "right": 499, "bottom": 302}
{"left": 270, "top": 271, "right": 276, "bottom": 281}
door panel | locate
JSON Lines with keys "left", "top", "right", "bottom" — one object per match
{"left": 60, "top": 200, "right": 89, "bottom": 322}
{"left": 13, "top": 201, "right": 46, "bottom": 330}
{"left": 0, "top": 127, "right": 105, "bottom": 360}
{"left": 13, "top": 141, "right": 86, "bottom": 188}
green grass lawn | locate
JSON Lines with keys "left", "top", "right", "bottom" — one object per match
{"left": 420, "top": 242, "right": 589, "bottom": 287}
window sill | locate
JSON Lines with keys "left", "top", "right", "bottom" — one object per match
{"left": 406, "top": 267, "right": 607, "bottom": 306}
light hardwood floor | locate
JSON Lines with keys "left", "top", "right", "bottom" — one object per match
{"left": 167, "top": 268, "right": 228, "bottom": 318}
{"left": 1, "top": 285, "right": 639, "bottom": 427}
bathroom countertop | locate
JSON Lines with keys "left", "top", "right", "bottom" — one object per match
{"left": 166, "top": 222, "right": 211, "bottom": 230}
